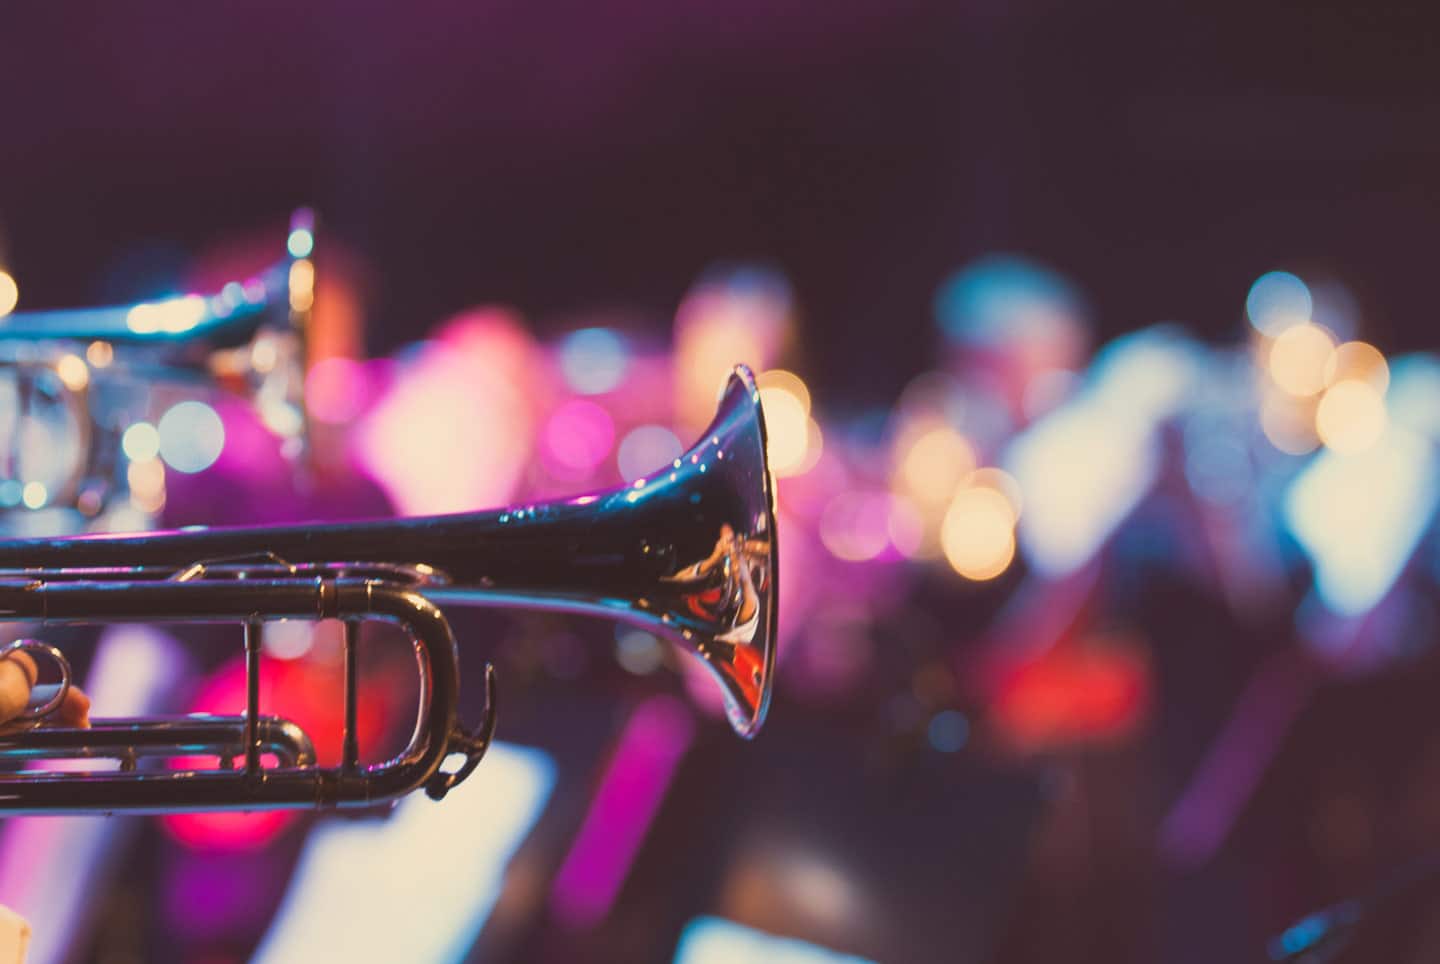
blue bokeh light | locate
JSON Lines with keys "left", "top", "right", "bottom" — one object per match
{"left": 560, "top": 328, "right": 629, "bottom": 395}
{"left": 1245, "top": 271, "right": 1312, "bottom": 337}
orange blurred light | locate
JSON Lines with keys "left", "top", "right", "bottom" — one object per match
{"left": 966, "top": 466, "right": 1023, "bottom": 518}
{"left": 85, "top": 341, "right": 114, "bottom": 369}
{"left": 759, "top": 383, "right": 813, "bottom": 477}
{"left": 55, "top": 354, "right": 89, "bottom": 392}
{"left": 0, "top": 271, "right": 17, "bottom": 318}
{"left": 940, "top": 486, "right": 1017, "bottom": 581}
{"left": 1316, "top": 379, "right": 1387, "bottom": 455}
{"left": 1267, "top": 323, "right": 1336, "bottom": 397}
{"left": 1324, "top": 341, "right": 1389, "bottom": 394}
{"left": 895, "top": 425, "right": 976, "bottom": 506}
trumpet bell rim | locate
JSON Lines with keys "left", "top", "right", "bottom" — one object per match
{"left": 730, "top": 363, "right": 778, "bottom": 739}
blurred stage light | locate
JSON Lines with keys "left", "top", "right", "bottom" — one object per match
{"left": 1267, "top": 323, "right": 1336, "bottom": 397}
{"left": 263, "top": 621, "right": 316, "bottom": 661}
{"left": 1005, "top": 394, "right": 1158, "bottom": 577}
{"left": 0, "top": 271, "right": 17, "bottom": 318}
{"left": 1325, "top": 341, "right": 1389, "bottom": 393}
{"left": 940, "top": 486, "right": 1017, "bottom": 581}
{"left": 542, "top": 399, "right": 616, "bottom": 476}
{"left": 560, "top": 328, "right": 629, "bottom": 395}
{"left": 1088, "top": 326, "right": 1201, "bottom": 419}
{"left": 673, "top": 917, "right": 874, "bottom": 964}
{"left": 121, "top": 422, "right": 161, "bottom": 462}
{"left": 357, "top": 319, "right": 537, "bottom": 514}
{"left": 1246, "top": 270, "right": 1312, "bottom": 337}
{"left": 286, "top": 226, "right": 314, "bottom": 259}
{"left": 934, "top": 254, "right": 1083, "bottom": 347}
{"left": 994, "top": 642, "right": 1150, "bottom": 751}
{"left": 967, "top": 466, "right": 1023, "bottom": 518}
{"left": 927, "top": 709, "right": 970, "bottom": 752}
{"left": 20, "top": 481, "right": 46, "bottom": 510}
{"left": 1315, "top": 379, "right": 1387, "bottom": 455}
{"left": 126, "top": 295, "right": 206, "bottom": 335}
{"left": 759, "top": 383, "right": 812, "bottom": 477}
{"left": 894, "top": 425, "right": 975, "bottom": 507}
{"left": 819, "top": 491, "right": 891, "bottom": 562}
{"left": 126, "top": 458, "right": 166, "bottom": 514}
{"left": 617, "top": 424, "right": 683, "bottom": 483}
{"left": 757, "top": 369, "right": 811, "bottom": 413}
{"left": 54, "top": 354, "right": 88, "bottom": 392}
{"left": 1284, "top": 424, "right": 1439, "bottom": 615}
{"left": 304, "top": 356, "right": 369, "bottom": 424}
{"left": 674, "top": 267, "right": 792, "bottom": 428}
{"left": 253, "top": 743, "right": 554, "bottom": 964}
{"left": 1259, "top": 390, "right": 1320, "bottom": 455}
{"left": 85, "top": 340, "right": 114, "bottom": 368}
{"left": 288, "top": 260, "right": 315, "bottom": 313}
{"left": 157, "top": 400, "right": 225, "bottom": 473}
{"left": 1387, "top": 354, "right": 1440, "bottom": 439}
{"left": 551, "top": 697, "right": 694, "bottom": 929}
{"left": 885, "top": 495, "right": 927, "bottom": 559}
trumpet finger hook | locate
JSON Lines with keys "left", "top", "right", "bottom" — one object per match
{"left": 425, "top": 662, "right": 498, "bottom": 802}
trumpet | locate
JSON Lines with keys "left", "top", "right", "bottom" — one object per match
{"left": 0, "top": 366, "right": 777, "bottom": 814}
{"left": 0, "top": 210, "right": 313, "bottom": 521}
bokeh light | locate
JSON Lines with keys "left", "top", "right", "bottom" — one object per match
{"left": 758, "top": 381, "right": 814, "bottom": 477}
{"left": 616, "top": 425, "right": 683, "bottom": 483}
{"left": 121, "top": 422, "right": 161, "bottom": 463}
{"left": 674, "top": 268, "right": 792, "bottom": 428}
{"left": 542, "top": 399, "right": 616, "bottom": 476}
{"left": 927, "top": 710, "right": 970, "bottom": 753}
{"left": 935, "top": 254, "right": 1084, "bottom": 347}
{"left": 127, "top": 457, "right": 166, "bottom": 514}
{"left": 1260, "top": 391, "right": 1320, "bottom": 455}
{"left": 286, "top": 226, "right": 315, "bottom": 259}
{"left": 20, "top": 481, "right": 47, "bottom": 510}
{"left": 1246, "top": 270, "right": 1312, "bottom": 336}
{"left": 819, "top": 491, "right": 891, "bottom": 562}
{"left": 886, "top": 494, "right": 927, "bottom": 559}
{"left": 940, "top": 485, "right": 1017, "bottom": 581}
{"left": 560, "top": 328, "right": 629, "bottom": 395}
{"left": 157, "top": 401, "right": 225, "bottom": 473}
{"left": 1267, "top": 323, "right": 1336, "bottom": 397}
{"left": 357, "top": 311, "right": 539, "bottom": 515}
{"left": 0, "top": 271, "right": 18, "bottom": 318}
{"left": 263, "top": 621, "right": 315, "bottom": 661}
{"left": 1325, "top": 341, "right": 1389, "bottom": 394}
{"left": 1285, "top": 426, "right": 1439, "bottom": 615}
{"left": 305, "top": 356, "right": 369, "bottom": 424}
{"left": 288, "top": 260, "right": 315, "bottom": 313}
{"left": 126, "top": 295, "right": 207, "bottom": 335}
{"left": 966, "top": 466, "right": 1023, "bottom": 518}
{"left": 894, "top": 425, "right": 975, "bottom": 506}
{"left": 1316, "top": 379, "right": 1387, "bottom": 455}
{"left": 85, "top": 340, "right": 114, "bottom": 368}
{"left": 54, "top": 354, "right": 89, "bottom": 392}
